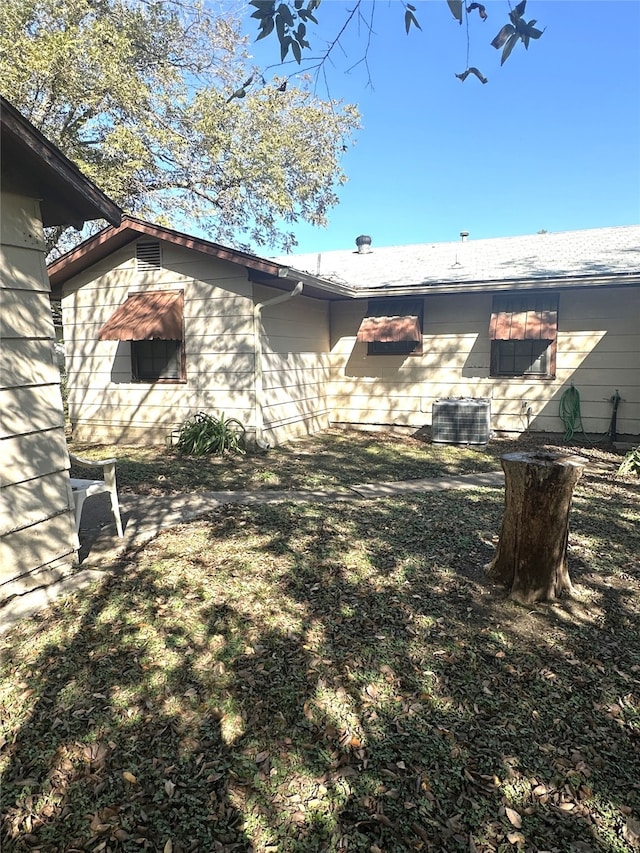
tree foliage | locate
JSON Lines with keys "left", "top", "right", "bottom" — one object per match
{"left": 0, "top": 0, "right": 360, "bottom": 251}
{"left": 250, "top": 0, "right": 544, "bottom": 85}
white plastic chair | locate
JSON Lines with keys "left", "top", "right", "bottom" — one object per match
{"left": 68, "top": 453, "right": 124, "bottom": 538}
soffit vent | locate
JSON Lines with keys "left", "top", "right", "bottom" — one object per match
{"left": 136, "top": 241, "right": 162, "bottom": 272}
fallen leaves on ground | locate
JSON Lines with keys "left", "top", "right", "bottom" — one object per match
{"left": 3, "top": 432, "right": 639, "bottom": 852}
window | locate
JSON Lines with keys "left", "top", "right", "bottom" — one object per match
{"left": 489, "top": 293, "right": 558, "bottom": 379}
{"left": 357, "top": 298, "right": 424, "bottom": 356}
{"left": 492, "top": 339, "right": 551, "bottom": 376}
{"left": 98, "top": 290, "right": 185, "bottom": 383}
{"left": 132, "top": 339, "right": 182, "bottom": 381}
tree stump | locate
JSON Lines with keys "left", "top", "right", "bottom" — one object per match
{"left": 485, "top": 451, "right": 587, "bottom": 604}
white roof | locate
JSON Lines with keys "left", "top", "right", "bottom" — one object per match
{"left": 273, "top": 225, "right": 640, "bottom": 293}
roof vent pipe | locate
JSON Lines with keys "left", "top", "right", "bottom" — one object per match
{"left": 355, "top": 234, "right": 372, "bottom": 254}
{"left": 460, "top": 231, "right": 469, "bottom": 242}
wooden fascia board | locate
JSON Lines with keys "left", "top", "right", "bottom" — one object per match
{"left": 354, "top": 274, "right": 640, "bottom": 299}
{"left": 48, "top": 210, "right": 640, "bottom": 302}
{"left": 49, "top": 216, "right": 347, "bottom": 298}
{"left": 48, "top": 225, "right": 138, "bottom": 296}
{"left": 1, "top": 98, "right": 121, "bottom": 228}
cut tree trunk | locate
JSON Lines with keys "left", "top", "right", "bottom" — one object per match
{"left": 485, "top": 451, "right": 587, "bottom": 604}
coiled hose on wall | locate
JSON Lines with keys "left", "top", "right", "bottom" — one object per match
{"left": 559, "top": 384, "right": 620, "bottom": 443}
{"left": 559, "top": 385, "right": 585, "bottom": 441}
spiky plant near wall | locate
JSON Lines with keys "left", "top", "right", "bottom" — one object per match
{"left": 618, "top": 445, "right": 640, "bottom": 477}
{"left": 175, "top": 412, "right": 246, "bottom": 456}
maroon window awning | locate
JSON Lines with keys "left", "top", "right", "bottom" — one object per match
{"left": 489, "top": 294, "right": 558, "bottom": 340}
{"left": 98, "top": 291, "right": 183, "bottom": 341}
{"left": 357, "top": 314, "right": 421, "bottom": 343}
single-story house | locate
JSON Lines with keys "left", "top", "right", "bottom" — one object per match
{"left": 1, "top": 95, "right": 121, "bottom": 596}
{"left": 48, "top": 218, "right": 640, "bottom": 448}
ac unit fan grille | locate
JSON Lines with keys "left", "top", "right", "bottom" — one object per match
{"left": 431, "top": 398, "right": 491, "bottom": 445}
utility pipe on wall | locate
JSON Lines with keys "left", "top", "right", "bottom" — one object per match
{"left": 253, "top": 281, "right": 304, "bottom": 450}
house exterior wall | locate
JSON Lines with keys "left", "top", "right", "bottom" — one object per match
{"left": 255, "top": 284, "right": 331, "bottom": 445}
{"left": 62, "top": 241, "right": 255, "bottom": 445}
{"left": 329, "top": 287, "right": 640, "bottom": 437}
{"left": 62, "top": 242, "right": 332, "bottom": 447}
{"left": 1, "top": 192, "right": 78, "bottom": 592}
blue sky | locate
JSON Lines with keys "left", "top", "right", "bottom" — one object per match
{"left": 243, "top": 1, "right": 640, "bottom": 254}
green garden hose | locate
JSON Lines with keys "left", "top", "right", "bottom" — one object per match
{"left": 559, "top": 385, "right": 585, "bottom": 441}
{"left": 559, "top": 384, "right": 618, "bottom": 444}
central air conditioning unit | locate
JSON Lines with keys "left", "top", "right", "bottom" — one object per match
{"left": 431, "top": 397, "right": 491, "bottom": 445}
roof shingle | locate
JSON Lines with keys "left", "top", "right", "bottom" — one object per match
{"left": 274, "top": 225, "right": 640, "bottom": 291}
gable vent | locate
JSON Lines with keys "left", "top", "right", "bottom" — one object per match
{"left": 136, "top": 241, "right": 162, "bottom": 272}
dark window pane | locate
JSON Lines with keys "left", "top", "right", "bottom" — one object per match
{"left": 368, "top": 340, "right": 420, "bottom": 355}
{"left": 132, "top": 340, "right": 182, "bottom": 381}
{"left": 492, "top": 339, "right": 550, "bottom": 377}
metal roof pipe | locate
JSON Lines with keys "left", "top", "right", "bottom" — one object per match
{"left": 355, "top": 234, "right": 372, "bottom": 254}
{"left": 253, "top": 282, "right": 304, "bottom": 450}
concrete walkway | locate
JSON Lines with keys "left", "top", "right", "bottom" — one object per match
{"left": 1, "top": 470, "right": 504, "bottom": 634}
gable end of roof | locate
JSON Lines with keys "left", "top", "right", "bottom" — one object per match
{"left": 1, "top": 95, "right": 121, "bottom": 230}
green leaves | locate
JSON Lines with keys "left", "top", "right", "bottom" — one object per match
{"left": 467, "top": 3, "right": 488, "bottom": 22}
{"left": 617, "top": 445, "right": 640, "bottom": 478}
{"left": 455, "top": 67, "right": 488, "bottom": 85}
{"left": 493, "top": 27, "right": 518, "bottom": 65}
{"left": 252, "top": 1, "right": 276, "bottom": 42}
{"left": 2, "top": 0, "right": 359, "bottom": 253}
{"left": 253, "top": 0, "right": 427, "bottom": 63}
{"left": 491, "top": 0, "right": 544, "bottom": 65}
{"left": 226, "top": 76, "right": 254, "bottom": 103}
{"left": 251, "top": 0, "right": 542, "bottom": 84}
{"left": 250, "top": 0, "right": 314, "bottom": 63}
{"left": 491, "top": 23, "right": 516, "bottom": 50}
{"left": 176, "top": 412, "right": 246, "bottom": 456}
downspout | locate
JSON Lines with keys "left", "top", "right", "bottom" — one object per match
{"left": 253, "top": 281, "right": 304, "bottom": 450}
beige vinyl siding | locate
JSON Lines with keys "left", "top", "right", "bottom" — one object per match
{"left": 330, "top": 288, "right": 639, "bottom": 437}
{"left": 60, "top": 232, "right": 639, "bottom": 450}
{"left": 63, "top": 241, "right": 257, "bottom": 444}
{"left": 255, "top": 285, "right": 331, "bottom": 444}
{"left": 0, "top": 514, "right": 78, "bottom": 589}
{"left": 1, "top": 288, "right": 54, "bottom": 337}
{"left": 2, "top": 384, "right": 66, "bottom": 437}
{"left": 63, "top": 244, "right": 335, "bottom": 447}
{"left": 1, "top": 193, "right": 77, "bottom": 589}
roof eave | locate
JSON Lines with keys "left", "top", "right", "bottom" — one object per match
{"left": 1, "top": 96, "right": 121, "bottom": 229}
{"left": 48, "top": 216, "right": 347, "bottom": 299}
{"left": 353, "top": 272, "right": 640, "bottom": 298}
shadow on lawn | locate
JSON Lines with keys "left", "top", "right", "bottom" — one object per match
{"left": 231, "top": 495, "right": 639, "bottom": 851}
{"left": 71, "top": 429, "right": 502, "bottom": 497}
{"left": 1, "top": 562, "right": 255, "bottom": 850}
{"left": 1, "top": 484, "right": 639, "bottom": 851}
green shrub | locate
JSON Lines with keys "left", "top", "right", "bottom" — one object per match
{"left": 175, "top": 412, "right": 246, "bottom": 456}
{"left": 617, "top": 445, "right": 640, "bottom": 478}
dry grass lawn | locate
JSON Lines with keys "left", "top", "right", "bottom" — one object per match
{"left": 2, "top": 430, "right": 639, "bottom": 852}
